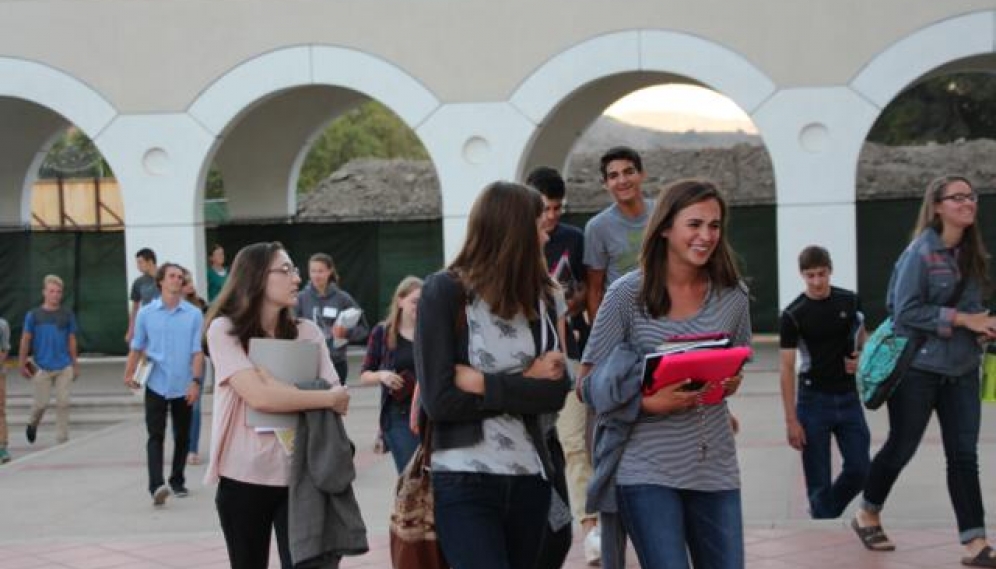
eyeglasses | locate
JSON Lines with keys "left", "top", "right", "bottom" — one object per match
{"left": 268, "top": 264, "right": 300, "bottom": 277}
{"left": 938, "top": 192, "right": 978, "bottom": 204}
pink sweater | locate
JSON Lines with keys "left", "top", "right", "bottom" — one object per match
{"left": 203, "top": 317, "right": 338, "bottom": 487}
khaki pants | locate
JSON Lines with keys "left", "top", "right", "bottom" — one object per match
{"left": 556, "top": 383, "right": 597, "bottom": 524}
{"left": 0, "top": 373, "right": 7, "bottom": 448}
{"left": 30, "top": 366, "right": 74, "bottom": 443}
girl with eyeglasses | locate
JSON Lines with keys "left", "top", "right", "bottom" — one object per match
{"left": 853, "top": 176, "right": 996, "bottom": 567}
{"left": 203, "top": 242, "right": 352, "bottom": 569}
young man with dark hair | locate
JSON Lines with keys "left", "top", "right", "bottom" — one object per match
{"left": 779, "top": 245, "right": 870, "bottom": 518}
{"left": 527, "top": 166, "right": 600, "bottom": 566}
{"left": 126, "top": 248, "right": 159, "bottom": 343}
{"left": 124, "top": 262, "right": 204, "bottom": 506}
{"left": 583, "top": 146, "right": 653, "bottom": 320}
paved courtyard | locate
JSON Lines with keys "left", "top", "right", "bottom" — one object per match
{"left": 2, "top": 343, "right": 995, "bottom": 568}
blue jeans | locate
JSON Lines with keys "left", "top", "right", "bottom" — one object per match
{"left": 617, "top": 484, "right": 743, "bottom": 569}
{"left": 862, "top": 367, "right": 985, "bottom": 543}
{"left": 432, "top": 472, "right": 550, "bottom": 569}
{"left": 797, "top": 386, "right": 870, "bottom": 518}
{"left": 382, "top": 401, "right": 419, "bottom": 473}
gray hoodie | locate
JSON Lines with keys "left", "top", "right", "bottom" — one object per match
{"left": 296, "top": 283, "right": 369, "bottom": 364}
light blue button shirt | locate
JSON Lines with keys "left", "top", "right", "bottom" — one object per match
{"left": 131, "top": 298, "right": 203, "bottom": 399}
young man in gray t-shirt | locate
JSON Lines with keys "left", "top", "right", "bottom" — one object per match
{"left": 584, "top": 146, "right": 654, "bottom": 320}
{"left": 126, "top": 248, "right": 159, "bottom": 343}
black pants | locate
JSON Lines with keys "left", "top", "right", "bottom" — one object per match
{"left": 216, "top": 476, "right": 292, "bottom": 569}
{"left": 145, "top": 388, "right": 192, "bottom": 494}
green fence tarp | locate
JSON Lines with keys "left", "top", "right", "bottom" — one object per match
{"left": 3, "top": 197, "right": 992, "bottom": 355}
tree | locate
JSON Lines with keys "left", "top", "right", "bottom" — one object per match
{"left": 297, "top": 101, "right": 428, "bottom": 193}
{"left": 868, "top": 73, "right": 996, "bottom": 145}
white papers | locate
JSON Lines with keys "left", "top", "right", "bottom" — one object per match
{"left": 655, "top": 337, "right": 731, "bottom": 355}
{"left": 246, "top": 338, "right": 319, "bottom": 430}
{"left": 336, "top": 307, "right": 363, "bottom": 329}
{"left": 331, "top": 307, "right": 363, "bottom": 348}
{"left": 134, "top": 356, "right": 154, "bottom": 387}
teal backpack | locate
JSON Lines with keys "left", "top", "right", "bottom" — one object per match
{"left": 856, "top": 318, "right": 923, "bottom": 410}
{"left": 857, "top": 277, "right": 966, "bottom": 410}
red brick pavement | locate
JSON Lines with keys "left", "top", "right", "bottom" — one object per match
{"left": 0, "top": 526, "right": 977, "bottom": 568}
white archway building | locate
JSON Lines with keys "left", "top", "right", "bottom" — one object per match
{"left": 0, "top": 3, "right": 992, "bottom": 316}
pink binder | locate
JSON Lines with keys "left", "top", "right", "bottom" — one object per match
{"left": 643, "top": 346, "right": 753, "bottom": 405}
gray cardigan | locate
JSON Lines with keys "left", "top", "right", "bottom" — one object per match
{"left": 289, "top": 380, "right": 368, "bottom": 568}
{"left": 581, "top": 343, "right": 644, "bottom": 569}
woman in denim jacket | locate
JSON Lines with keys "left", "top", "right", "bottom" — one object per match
{"left": 853, "top": 176, "right": 996, "bottom": 567}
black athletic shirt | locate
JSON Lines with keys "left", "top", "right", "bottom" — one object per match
{"left": 779, "top": 286, "right": 863, "bottom": 394}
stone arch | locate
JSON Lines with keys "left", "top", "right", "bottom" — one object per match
{"left": 187, "top": 45, "right": 442, "bottom": 217}
{"left": 0, "top": 57, "right": 117, "bottom": 225}
{"left": 849, "top": 10, "right": 996, "bottom": 135}
{"left": 510, "top": 30, "right": 777, "bottom": 174}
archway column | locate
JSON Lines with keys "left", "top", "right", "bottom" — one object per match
{"left": 95, "top": 114, "right": 214, "bottom": 297}
{"left": 417, "top": 103, "right": 537, "bottom": 263}
{"left": 752, "top": 88, "right": 879, "bottom": 315}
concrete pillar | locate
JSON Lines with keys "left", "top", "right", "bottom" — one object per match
{"left": 95, "top": 114, "right": 215, "bottom": 298}
{"left": 417, "top": 103, "right": 537, "bottom": 263}
{"left": 751, "top": 88, "right": 879, "bottom": 315}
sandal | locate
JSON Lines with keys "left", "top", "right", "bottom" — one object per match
{"left": 851, "top": 518, "right": 896, "bottom": 551}
{"left": 963, "top": 545, "right": 996, "bottom": 567}
{"left": 187, "top": 453, "right": 201, "bottom": 465}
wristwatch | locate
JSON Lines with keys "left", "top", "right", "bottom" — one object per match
{"left": 192, "top": 377, "right": 203, "bottom": 386}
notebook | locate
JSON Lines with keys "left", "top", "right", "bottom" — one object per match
{"left": 642, "top": 346, "right": 753, "bottom": 405}
{"left": 245, "top": 338, "right": 319, "bottom": 430}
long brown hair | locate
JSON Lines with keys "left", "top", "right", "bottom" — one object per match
{"left": 449, "top": 181, "right": 556, "bottom": 320}
{"left": 913, "top": 175, "right": 991, "bottom": 294}
{"left": 639, "top": 178, "right": 741, "bottom": 318}
{"left": 384, "top": 276, "right": 422, "bottom": 350}
{"left": 204, "top": 242, "right": 299, "bottom": 353}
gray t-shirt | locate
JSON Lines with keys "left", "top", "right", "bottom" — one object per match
{"left": 581, "top": 271, "right": 751, "bottom": 491}
{"left": 583, "top": 200, "right": 655, "bottom": 286}
{"left": 130, "top": 274, "right": 159, "bottom": 305}
{"left": 432, "top": 292, "right": 567, "bottom": 475}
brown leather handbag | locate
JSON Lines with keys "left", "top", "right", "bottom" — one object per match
{"left": 389, "top": 422, "right": 448, "bottom": 569}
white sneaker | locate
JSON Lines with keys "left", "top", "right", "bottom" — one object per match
{"left": 583, "top": 525, "right": 602, "bottom": 566}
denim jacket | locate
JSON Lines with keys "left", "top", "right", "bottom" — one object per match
{"left": 887, "top": 227, "right": 986, "bottom": 376}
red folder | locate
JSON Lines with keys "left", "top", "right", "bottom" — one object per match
{"left": 643, "top": 346, "right": 752, "bottom": 405}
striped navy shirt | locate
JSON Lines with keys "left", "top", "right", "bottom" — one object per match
{"left": 582, "top": 270, "right": 752, "bottom": 491}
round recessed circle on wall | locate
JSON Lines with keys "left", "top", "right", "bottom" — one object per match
{"left": 142, "top": 148, "right": 170, "bottom": 176}
{"left": 799, "top": 123, "right": 830, "bottom": 153}
{"left": 462, "top": 136, "right": 490, "bottom": 165}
